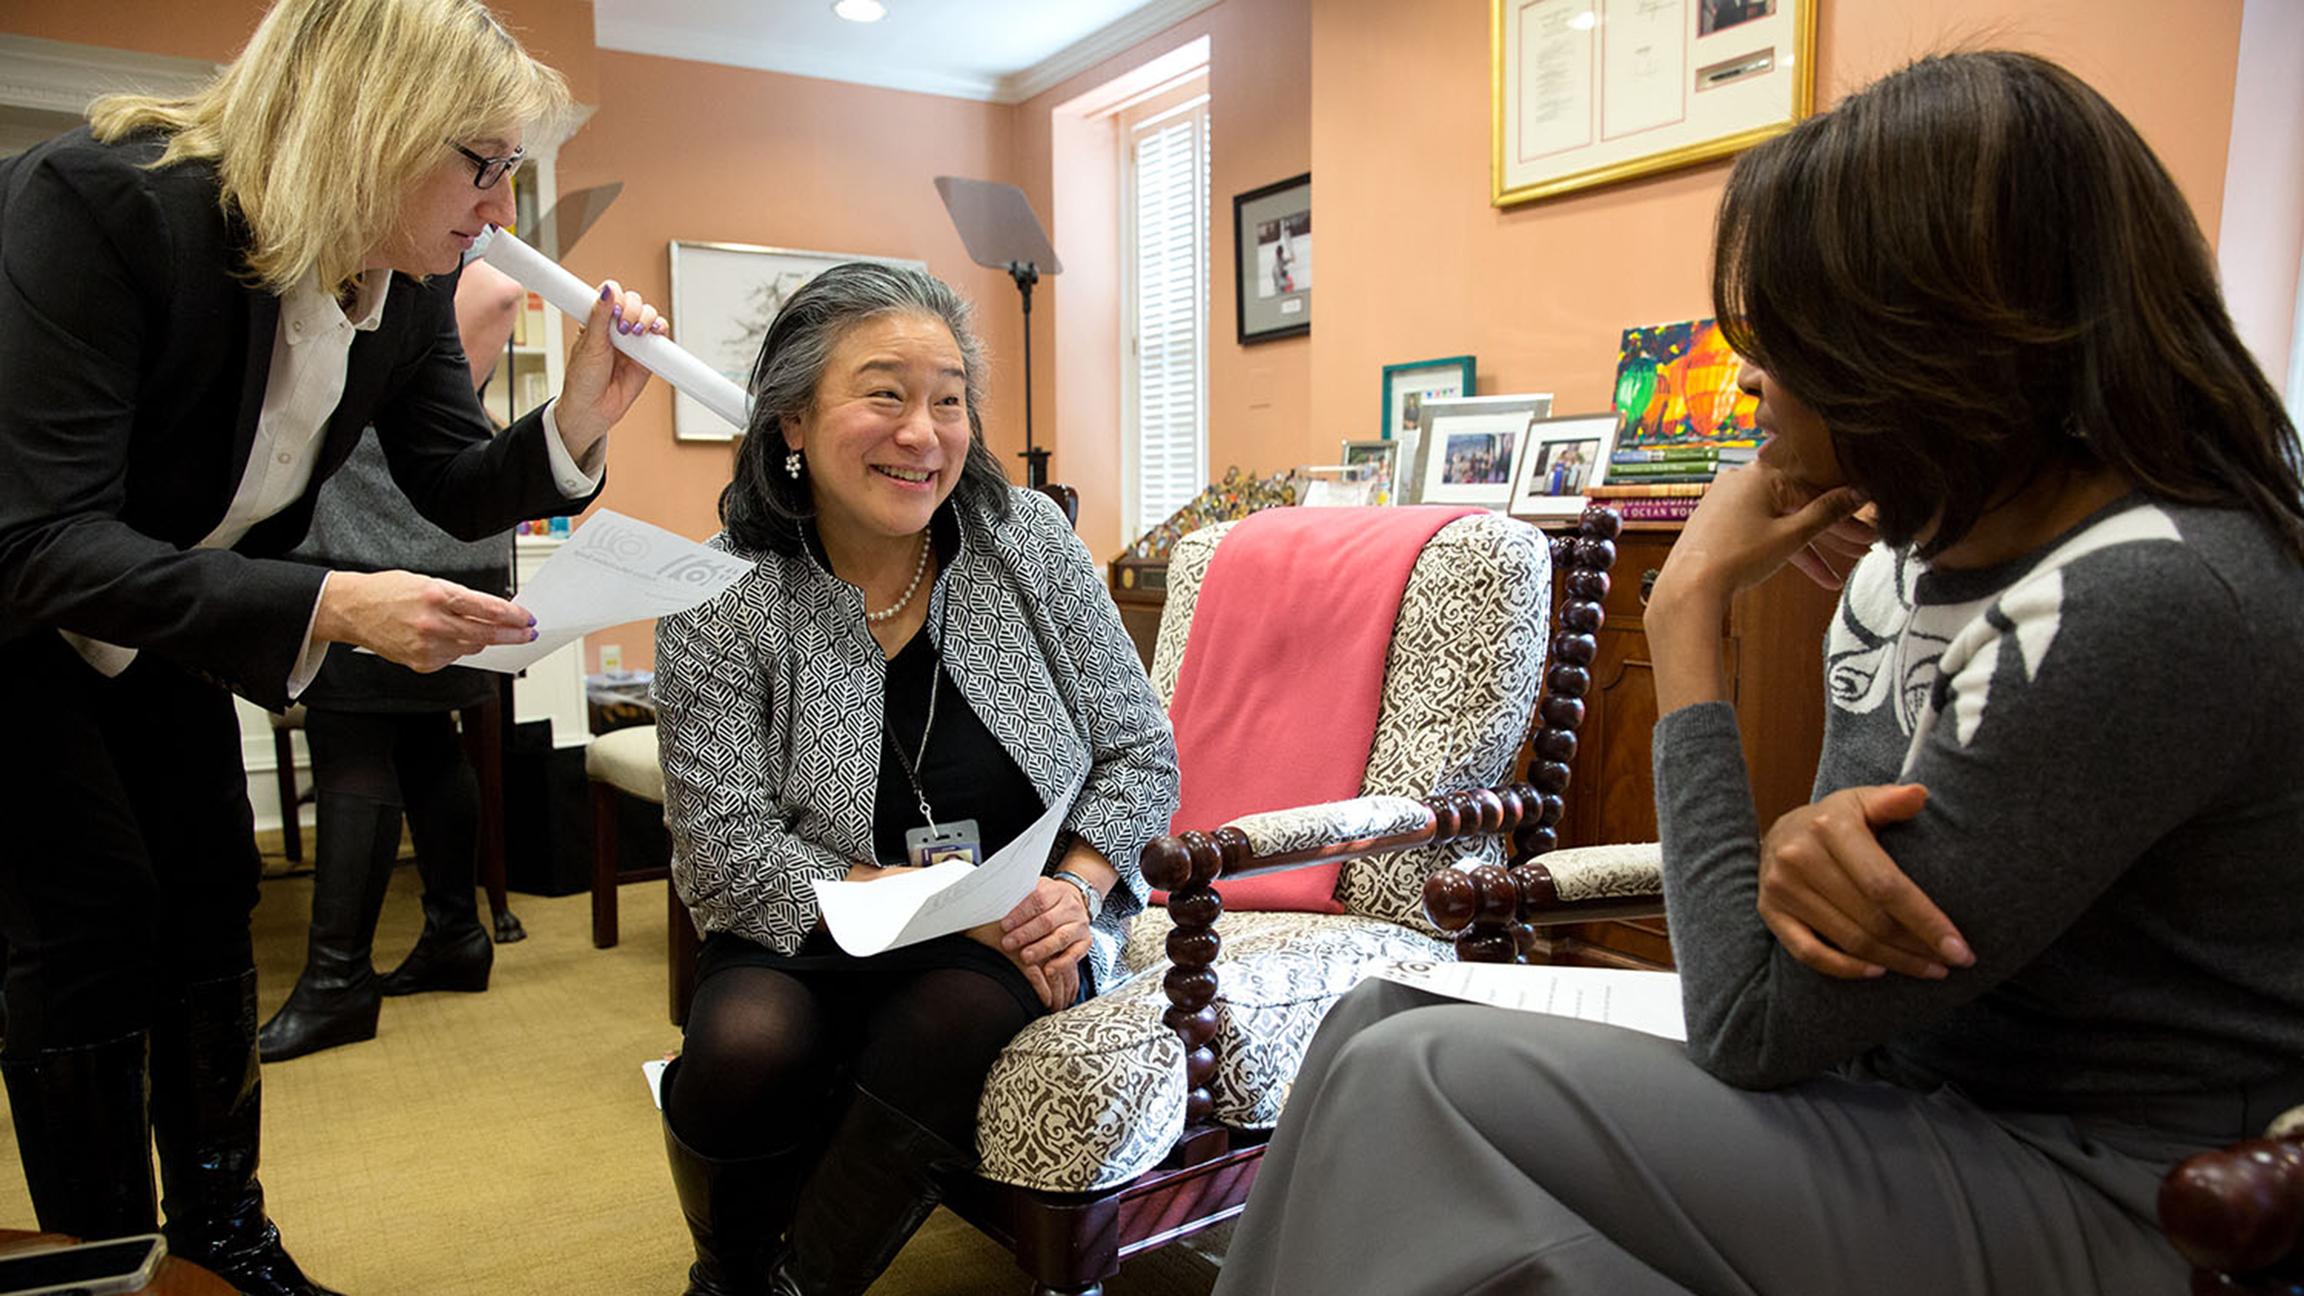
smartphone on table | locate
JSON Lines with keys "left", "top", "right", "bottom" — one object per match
{"left": 0, "top": 1233, "right": 166, "bottom": 1295}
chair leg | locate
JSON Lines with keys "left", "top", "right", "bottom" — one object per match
{"left": 271, "top": 725, "right": 301, "bottom": 865}
{"left": 590, "top": 781, "right": 620, "bottom": 949}
{"left": 667, "top": 876, "right": 698, "bottom": 1027}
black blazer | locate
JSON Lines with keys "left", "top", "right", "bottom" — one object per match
{"left": 0, "top": 127, "right": 597, "bottom": 708}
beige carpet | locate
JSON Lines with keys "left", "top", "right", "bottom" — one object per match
{"left": 0, "top": 855, "right": 1224, "bottom": 1295}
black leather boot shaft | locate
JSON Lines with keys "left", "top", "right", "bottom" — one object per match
{"left": 151, "top": 970, "right": 343, "bottom": 1296}
{"left": 257, "top": 792, "right": 400, "bottom": 1061}
{"left": 777, "top": 1085, "right": 973, "bottom": 1296}
{"left": 380, "top": 752, "right": 492, "bottom": 996}
{"left": 0, "top": 1031, "right": 158, "bottom": 1240}
{"left": 663, "top": 1059, "right": 811, "bottom": 1296}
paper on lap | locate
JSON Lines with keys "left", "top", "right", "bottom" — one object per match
{"left": 476, "top": 226, "right": 750, "bottom": 432}
{"left": 464, "top": 510, "right": 752, "bottom": 673}
{"left": 1370, "top": 960, "right": 1687, "bottom": 1042}
{"left": 812, "top": 776, "right": 1083, "bottom": 957}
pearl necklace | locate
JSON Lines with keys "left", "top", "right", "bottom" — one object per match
{"left": 865, "top": 535, "right": 932, "bottom": 625}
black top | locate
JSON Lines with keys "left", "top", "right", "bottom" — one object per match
{"left": 872, "top": 621, "right": 1044, "bottom": 868}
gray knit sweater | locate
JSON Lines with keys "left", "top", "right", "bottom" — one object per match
{"left": 1656, "top": 496, "right": 2304, "bottom": 1104}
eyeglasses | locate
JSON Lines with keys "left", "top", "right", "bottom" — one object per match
{"left": 449, "top": 141, "right": 525, "bottom": 190}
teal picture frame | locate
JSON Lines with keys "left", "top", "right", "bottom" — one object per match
{"left": 1380, "top": 355, "right": 1476, "bottom": 441}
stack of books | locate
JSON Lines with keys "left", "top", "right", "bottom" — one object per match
{"left": 1591, "top": 442, "right": 1756, "bottom": 520}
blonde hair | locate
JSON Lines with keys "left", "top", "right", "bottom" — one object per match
{"left": 89, "top": 0, "right": 568, "bottom": 294}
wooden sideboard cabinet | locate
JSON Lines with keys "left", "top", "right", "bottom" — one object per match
{"left": 1541, "top": 521, "right": 1838, "bottom": 969}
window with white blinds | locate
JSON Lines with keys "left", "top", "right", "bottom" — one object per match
{"left": 1122, "top": 92, "right": 1210, "bottom": 540}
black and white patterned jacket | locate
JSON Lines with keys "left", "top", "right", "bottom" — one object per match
{"left": 654, "top": 487, "right": 1180, "bottom": 991}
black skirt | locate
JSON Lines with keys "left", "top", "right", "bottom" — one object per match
{"left": 695, "top": 927, "right": 1091, "bottom": 1020}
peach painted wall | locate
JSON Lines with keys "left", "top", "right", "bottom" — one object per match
{"left": 1013, "top": 0, "right": 1312, "bottom": 561}
{"left": 1302, "top": 0, "right": 2249, "bottom": 457}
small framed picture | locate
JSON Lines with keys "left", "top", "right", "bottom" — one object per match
{"left": 1339, "top": 439, "right": 1400, "bottom": 505}
{"left": 1404, "top": 393, "right": 1554, "bottom": 508}
{"left": 1233, "top": 172, "right": 1312, "bottom": 344}
{"left": 1508, "top": 413, "right": 1616, "bottom": 519}
{"left": 1380, "top": 355, "right": 1475, "bottom": 441}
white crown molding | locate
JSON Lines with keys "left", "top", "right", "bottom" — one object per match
{"left": 593, "top": 16, "right": 1006, "bottom": 103}
{"left": 0, "top": 35, "right": 219, "bottom": 115}
{"left": 999, "top": 0, "right": 1219, "bottom": 104}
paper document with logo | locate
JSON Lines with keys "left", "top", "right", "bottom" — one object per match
{"left": 464, "top": 510, "right": 752, "bottom": 673}
{"left": 813, "top": 775, "right": 1082, "bottom": 957}
{"left": 1370, "top": 960, "right": 1687, "bottom": 1042}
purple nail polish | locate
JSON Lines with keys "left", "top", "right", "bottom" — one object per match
{"left": 599, "top": 283, "right": 613, "bottom": 302}
{"left": 529, "top": 628, "right": 540, "bottom": 641}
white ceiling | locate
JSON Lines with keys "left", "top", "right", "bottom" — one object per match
{"left": 591, "top": 0, "right": 1217, "bottom": 105}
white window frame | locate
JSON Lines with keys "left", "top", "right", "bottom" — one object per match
{"left": 1119, "top": 81, "right": 1211, "bottom": 544}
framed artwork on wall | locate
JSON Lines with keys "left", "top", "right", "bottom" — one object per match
{"left": 667, "top": 240, "right": 925, "bottom": 442}
{"left": 1404, "top": 393, "right": 1554, "bottom": 508}
{"left": 1492, "top": 0, "right": 1817, "bottom": 207}
{"left": 1232, "top": 172, "right": 1312, "bottom": 344}
{"left": 1379, "top": 354, "right": 1476, "bottom": 441}
{"left": 1507, "top": 413, "right": 1616, "bottom": 519}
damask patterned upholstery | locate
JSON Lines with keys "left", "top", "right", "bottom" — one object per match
{"left": 1542, "top": 841, "right": 1666, "bottom": 902}
{"left": 973, "top": 510, "right": 1550, "bottom": 1192}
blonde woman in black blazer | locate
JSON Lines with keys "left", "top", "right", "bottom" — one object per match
{"left": 0, "top": 3, "right": 666, "bottom": 1291}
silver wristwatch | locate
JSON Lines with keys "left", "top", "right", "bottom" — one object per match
{"left": 1050, "top": 869, "right": 1103, "bottom": 923}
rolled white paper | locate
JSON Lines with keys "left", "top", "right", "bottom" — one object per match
{"left": 476, "top": 226, "right": 751, "bottom": 433}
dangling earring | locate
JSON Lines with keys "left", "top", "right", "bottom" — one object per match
{"left": 785, "top": 449, "right": 803, "bottom": 479}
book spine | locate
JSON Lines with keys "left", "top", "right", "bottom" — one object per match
{"left": 1589, "top": 482, "right": 1710, "bottom": 498}
{"left": 1611, "top": 444, "right": 1754, "bottom": 462}
{"left": 1604, "top": 463, "right": 1718, "bottom": 481}
{"left": 1612, "top": 498, "right": 1702, "bottom": 521}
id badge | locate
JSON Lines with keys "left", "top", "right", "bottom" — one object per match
{"left": 905, "top": 819, "right": 983, "bottom": 869}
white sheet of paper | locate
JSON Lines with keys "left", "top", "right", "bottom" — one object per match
{"left": 464, "top": 510, "right": 753, "bottom": 673}
{"left": 1370, "top": 960, "right": 1687, "bottom": 1042}
{"left": 811, "top": 776, "right": 1083, "bottom": 957}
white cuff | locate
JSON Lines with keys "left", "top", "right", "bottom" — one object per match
{"left": 543, "top": 400, "right": 606, "bottom": 497}
{"left": 286, "top": 576, "right": 334, "bottom": 701}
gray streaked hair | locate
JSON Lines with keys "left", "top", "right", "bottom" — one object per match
{"left": 721, "top": 261, "right": 1010, "bottom": 555}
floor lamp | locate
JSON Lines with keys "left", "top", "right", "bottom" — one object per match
{"left": 935, "top": 176, "right": 1063, "bottom": 488}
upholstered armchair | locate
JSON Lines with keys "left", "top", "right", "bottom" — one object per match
{"left": 945, "top": 506, "right": 1621, "bottom": 1296}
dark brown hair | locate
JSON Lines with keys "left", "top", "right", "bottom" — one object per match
{"left": 1713, "top": 51, "right": 2304, "bottom": 559}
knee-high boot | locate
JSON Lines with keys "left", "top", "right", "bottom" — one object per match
{"left": 256, "top": 792, "right": 399, "bottom": 1061}
{"left": 151, "top": 970, "right": 342, "bottom": 1296}
{"left": 775, "top": 1086, "right": 973, "bottom": 1296}
{"left": 661, "top": 1059, "right": 815, "bottom": 1296}
{"left": 378, "top": 749, "right": 490, "bottom": 997}
{"left": 0, "top": 1031, "right": 158, "bottom": 1240}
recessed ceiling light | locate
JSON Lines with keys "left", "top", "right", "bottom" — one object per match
{"left": 833, "top": 0, "right": 886, "bottom": 21}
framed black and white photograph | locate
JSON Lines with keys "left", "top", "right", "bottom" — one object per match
{"left": 1404, "top": 393, "right": 1554, "bottom": 508}
{"left": 1233, "top": 172, "right": 1311, "bottom": 344}
{"left": 1379, "top": 354, "right": 1475, "bottom": 441}
{"left": 1507, "top": 412, "right": 1616, "bottom": 519}
{"left": 1339, "top": 438, "right": 1401, "bottom": 506}
{"left": 668, "top": 240, "right": 925, "bottom": 442}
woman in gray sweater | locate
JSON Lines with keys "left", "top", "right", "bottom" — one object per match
{"left": 1215, "top": 51, "right": 2304, "bottom": 1296}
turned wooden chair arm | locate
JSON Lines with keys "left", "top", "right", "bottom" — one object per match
{"left": 1423, "top": 842, "right": 1667, "bottom": 963}
{"left": 2159, "top": 1115, "right": 2304, "bottom": 1291}
{"left": 1136, "top": 784, "right": 1545, "bottom": 1124}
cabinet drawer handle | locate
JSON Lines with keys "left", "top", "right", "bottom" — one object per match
{"left": 1639, "top": 569, "right": 1660, "bottom": 607}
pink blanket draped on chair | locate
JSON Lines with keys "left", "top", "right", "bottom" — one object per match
{"left": 1161, "top": 505, "right": 1481, "bottom": 912}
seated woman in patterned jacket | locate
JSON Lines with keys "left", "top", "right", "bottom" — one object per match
{"left": 652, "top": 262, "right": 1180, "bottom": 1296}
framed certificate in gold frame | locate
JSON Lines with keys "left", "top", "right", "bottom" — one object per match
{"left": 1492, "top": 0, "right": 1817, "bottom": 207}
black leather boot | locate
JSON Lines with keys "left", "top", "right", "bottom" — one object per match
{"left": 663, "top": 1060, "right": 813, "bottom": 1296}
{"left": 379, "top": 746, "right": 493, "bottom": 997}
{"left": 0, "top": 1030, "right": 159, "bottom": 1241}
{"left": 257, "top": 792, "right": 399, "bottom": 1061}
{"left": 151, "top": 970, "right": 343, "bottom": 1296}
{"left": 775, "top": 1086, "right": 973, "bottom": 1296}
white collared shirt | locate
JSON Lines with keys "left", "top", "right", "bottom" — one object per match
{"left": 67, "top": 269, "right": 602, "bottom": 696}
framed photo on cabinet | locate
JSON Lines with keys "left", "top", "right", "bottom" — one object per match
{"left": 1492, "top": 0, "right": 1817, "bottom": 206}
{"left": 1507, "top": 413, "right": 1616, "bottom": 519}
{"left": 1233, "top": 172, "right": 1312, "bottom": 344}
{"left": 1379, "top": 354, "right": 1476, "bottom": 442}
{"left": 1404, "top": 393, "right": 1553, "bottom": 508}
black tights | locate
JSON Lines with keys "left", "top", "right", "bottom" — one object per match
{"left": 303, "top": 709, "right": 478, "bottom": 890}
{"left": 668, "top": 960, "right": 1037, "bottom": 1159}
